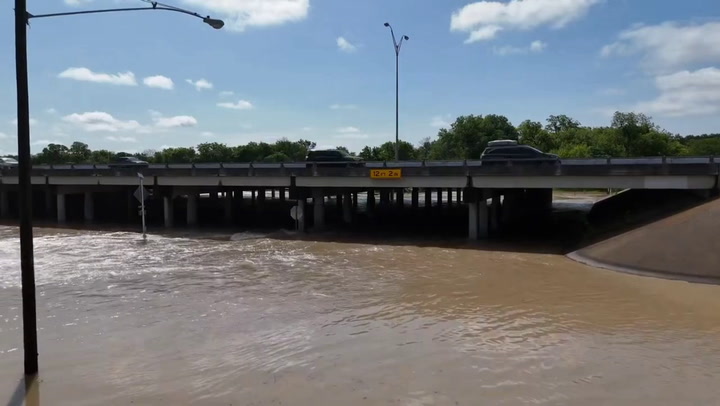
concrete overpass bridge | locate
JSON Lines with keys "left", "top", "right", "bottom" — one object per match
{"left": 1, "top": 157, "right": 718, "bottom": 239}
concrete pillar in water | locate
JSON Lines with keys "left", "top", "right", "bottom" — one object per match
{"left": 57, "top": 193, "right": 66, "bottom": 224}
{"left": 352, "top": 192, "right": 358, "bottom": 210}
{"left": 271, "top": 189, "right": 276, "bottom": 199}
{"left": 366, "top": 189, "right": 376, "bottom": 216}
{"left": 395, "top": 189, "right": 403, "bottom": 207}
{"left": 0, "top": 190, "right": 8, "bottom": 218}
{"left": 279, "top": 188, "right": 286, "bottom": 202}
{"left": 224, "top": 191, "right": 233, "bottom": 223}
{"left": 425, "top": 188, "right": 432, "bottom": 209}
{"left": 468, "top": 189, "right": 489, "bottom": 240}
{"left": 456, "top": 188, "right": 462, "bottom": 202}
{"left": 84, "top": 192, "right": 94, "bottom": 222}
{"left": 380, "top": 190, "right": 390, "bottom": 206}
{"left": 436, "top": 188, "right": 443, "bottom": 208}
{"left": 411, "top": 188, "right": 419, "bottom": 209}
{"left": 163, "top": 196, "right": 174, "bottom": 227}
{"left": 336, "top": 193, "right": 343, "bottom": 211}
{"left": 342, "top": 192, "right": 353, "bottom": 224}
{"left": 257, "top": 188, "right": 266, "bottom": 203}
{"left": 297, "top": 198, "right": 306, "bottom": 233}
{"left": 45, "top": 189, "right": 54, "bottom": 219}
{"left": 187, "top": 194, "right": 198, "bottom": 226}
{"left": 313, "top": 188, "right": 325, "bottom": 230}
{"left": 447, "top": 188, "right": 453, "bottom": 207}
{"left": 251, "top": 190, "right": 256, "bottom": 205}
{"left": 490, "top": 192, "right": 501, "bottom": 233}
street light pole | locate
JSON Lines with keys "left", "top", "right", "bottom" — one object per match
{"left": 384, "top": 23, "right": 409, "bottom": 161}
{"left": 14, "top": 0, "right": 223, "bottom": 376}
{"left": 15, "top": 0, "right": 38, "bottom": 376}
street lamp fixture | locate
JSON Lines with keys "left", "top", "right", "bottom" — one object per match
{"left": 384, "top": 22, "right": 410, "bottom": 161}
{"left": 14, "top": 0, "right": 223, "bottom": 376}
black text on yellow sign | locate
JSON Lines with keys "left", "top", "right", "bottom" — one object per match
{"left": 370, "top": 169, "right": 402, "bottom": 179}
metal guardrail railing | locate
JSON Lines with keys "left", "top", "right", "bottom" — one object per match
{"left": 0, "top": 156, "right": 716, "bottom": 171}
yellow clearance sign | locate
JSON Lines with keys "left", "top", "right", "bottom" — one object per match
{"left": 370, "top": 169, "right": 402, "bottom": 179}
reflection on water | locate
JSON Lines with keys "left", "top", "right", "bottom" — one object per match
{"left": 1, "top": 225, "right": 720, "bottom": 405}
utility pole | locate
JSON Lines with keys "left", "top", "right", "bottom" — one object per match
{"left": 384, "top": 23, "right": 410, "bottom": 161}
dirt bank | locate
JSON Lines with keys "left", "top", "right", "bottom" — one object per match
{"left": 570, "top": 198, "right": 720, "bottom": 283}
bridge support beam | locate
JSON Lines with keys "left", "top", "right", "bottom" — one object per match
{"left": 395, "top": 189, "right": 403, "bottom": 207}
{"left": 313, "top": 188, "right": 325, "bottom": 230}
{"left": 425, "top": 188, "right": 432, "bottom": 209}
{"left": 57, "top": 193, "right": 66, "bottom": 224}
{"left": 411, "top": 188, "right": 419, "bottom": 209}
{"left": 468, "top": 189, "right": 489, "bottom": 240}
{"left": 297, "top": 199, "right": 306, "bottom": 233}
{"left": 436, "top": 188, "right": 443, "bottom": 208}
{"left": 380, "top": 189, "right": 390, "bottom": 206}
{"left": 0, "top": 190, "right": 8, "bottom": 218}
{"left": 163, "top": 196, "right": 174, "bottom": 227}
{"left": 342, "top": 192, "right": 353, "bottom": 224}
{"left": 187, "top": 194, "right": 198, "bottom": 226}
{"left": 84, "top": 192, "right": 94, "bottom": 222}
{"left": 366, "top": 189, "right": 375, "bottom": 217}
{"left": 224, "top": 192, "right": 233, "bottom": 223}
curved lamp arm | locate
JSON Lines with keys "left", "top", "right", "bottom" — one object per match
{"left": 26, "top": 0, "right": 224, "bottom": 29}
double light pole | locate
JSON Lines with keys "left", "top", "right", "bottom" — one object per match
{"left": 14, "top": 0, "right": 223, "bottom": 376}
{"left": 384, "top": 23, "right": 409, "bottom": 161}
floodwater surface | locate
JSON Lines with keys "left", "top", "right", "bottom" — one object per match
{"left": 1, "top": 226, "right": 719, "bottom": 405}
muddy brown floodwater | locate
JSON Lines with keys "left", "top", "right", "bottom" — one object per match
{"left": 1, "top": 226, "right": 720, "bottom": 406}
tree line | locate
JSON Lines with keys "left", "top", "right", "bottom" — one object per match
{"left": 12, "top": 111, "right": 720, "bottom": 164}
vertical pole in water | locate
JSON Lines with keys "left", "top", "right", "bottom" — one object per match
{"left": 138, "top": 173, "right": 147, "bottom": 240}
{"left": 15, "top": 0, "right": 38, "bottom": 376}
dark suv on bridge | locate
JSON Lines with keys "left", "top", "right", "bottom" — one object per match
{"left": 480, "top": 140, "right": 560, "bottom": 165}
{"left": 108, "top": 156, "right": 149, "bottom": 169}
{"left": 306, "top": 149, "right": 363, "bottom": 166}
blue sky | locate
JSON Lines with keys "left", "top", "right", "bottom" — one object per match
{"left": 0, "top": 0, "right": 719, "bottom": 155}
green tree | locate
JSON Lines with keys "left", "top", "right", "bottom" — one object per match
{"left": 35, "top": 143, "right": 70, "bottom": 164}
{"left": 433, "top": 114, "right": 518, "bottom": 159}
{"left": 518, "top": 120, "right": 557, "bottom": 152}
{"left": 90, "top": 149, "right": 115, "bottom": 164}
{"left": 545, "top": 114, "right": 581, "bottom": 134}
{"left": 69, "top": 141, "right": 91, "bottom": 163}
{"left": 196, "top": 142, "right": 233, "bottom": 162}
{"left": 161, "top": 147, "right": 196, "bottom": 163}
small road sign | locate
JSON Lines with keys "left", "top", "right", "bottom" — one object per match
{"left": 134, "top": 186, "right": 152, "bottom": 202}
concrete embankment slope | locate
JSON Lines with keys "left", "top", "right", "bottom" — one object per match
{"left": 570, "top": 198, "right": 720, "bottom": 283}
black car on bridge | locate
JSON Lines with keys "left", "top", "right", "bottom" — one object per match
{"left": 480, "top": 140, "right": 560, "bottom": 165}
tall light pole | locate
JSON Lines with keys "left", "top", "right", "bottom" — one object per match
{"left": 384, "top": 23, "right": 409, "bottom": 161}
{"left": 14, "top": 0, "right": 223, "bottom": 376}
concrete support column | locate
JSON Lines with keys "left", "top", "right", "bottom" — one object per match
{"left": 352, "top": 192, "right": 358, "bottom": 210}
{"left": 336, "top": 193, "right": 343, "bottom": 211}
{"left": 163, "top": 196, "right": 174, "bottom": 227}
{"left": 468, "top": 190, "right": 489, "bottom": 240}
{"left": 279, "top": 188, "right": 286, "bottom": 202}
{"left": 271, "top": 189, "right": 276, "bottom": 199}
{"left": 380, "top": 190, "right": 390, "bottom": 206}
{"left": 235, "top": 189, "right": 244, "bottom": 205}
{"left": 436, "top": 188, "right": 443, "bottom": 208}
{"left": 0, "top": 191, "right": 8, "bottom": 218}
{"left": 209, "top": 190, "right": 219, "bottom": 203}
{"left": 84, "top": 192, "right": 94, "bottom": 222}
{"left": 297, "top": 199, "right": 306, "bottom": 233}
{"left": 313, "top": 188, "right": 325, "bottom": 230}
{"left": 395, "top": 189, "right": 403, "bottom": 207}
{"left": 490, "top": 192, "right": 501, "bottom": 233}
{"left": 447, "top": 188, "right": 453, "bottom": 207}
{"left": 456, "top": 188, "right": 462, "bottom": 202}
{"left": 366, "top": 189, "right": 376, "bottom": 216}
{"left": 342, "top": 192, "right": 353, "bottom": 224}
{"left": 411, "top": 188, "right": 419, "bottom": 209}
{"left": 45, "top": 189, "right": 54, "bottom": 219}
{"left": 251, "top": 190, "right": 256, "bottom": 205}
{"left": 425, "top": 188, "right": 432, "bottom": 209}
{"left": 224, "top": 192, "right": 233, "bottom": 223}
{"left": 187, "top": 194, "right": 198, "bottom": 226}
{"left": 57, "top": 193, "right": 66, "bottom": 224}
{"left": 257, "top": 188, "right": 266, "bottom": 204}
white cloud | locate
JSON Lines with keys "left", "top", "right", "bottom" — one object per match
{"left": 337, "top": 37, "right": 357, "bottom": 53}
{"left": 430, "top": 115, "right": 452, "bottom": 128}
{"left": 493, "top": 40, "right": 547, "bottom": 55}
{"left": 330, "top": 104, "right": 357, "bottom": 110}
{"left": 217, "top": 100, "right": 254, "bottom": 110}
{"left": 153, "top": 115, "right": 198, "bottom": 128}
{"left": 219, "top": 90, "right": 235, "bottom": 97}
{"left": 62, "top": 111, "right": 141, "bottom": 132}
{"left": 601, "top": 22, "right": 720, "bottom": 73}
{"left": 451, "top": 0, "right": 599, "bottom": 43}
{"left": 179, "top": 0, "right": 309, "bottom": 32}
{"left": 337, "top": 126, "right": 360, "bottom": 133}
{"left": 31, "top": 139, "right": 63, "bottom": 147}
{"left": 64, "top": 0, "right": 93, "bottom": 6}
{"left": 58, "top": 67, "right": 137, "bottom": 86}
{"left": 105, "top": 136, "right": 137, "bottom": 142}
{"left": 634, "top": 67, "right": 720, "bottom": 117}
{"left": 186, "top": 78, "right": 214, "bottom": 91}
{"left": 143, "top": 75, "right": 174, "bottom": 90}
{"left": 201, "top": 131, "right": 215, "bottom": 138}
